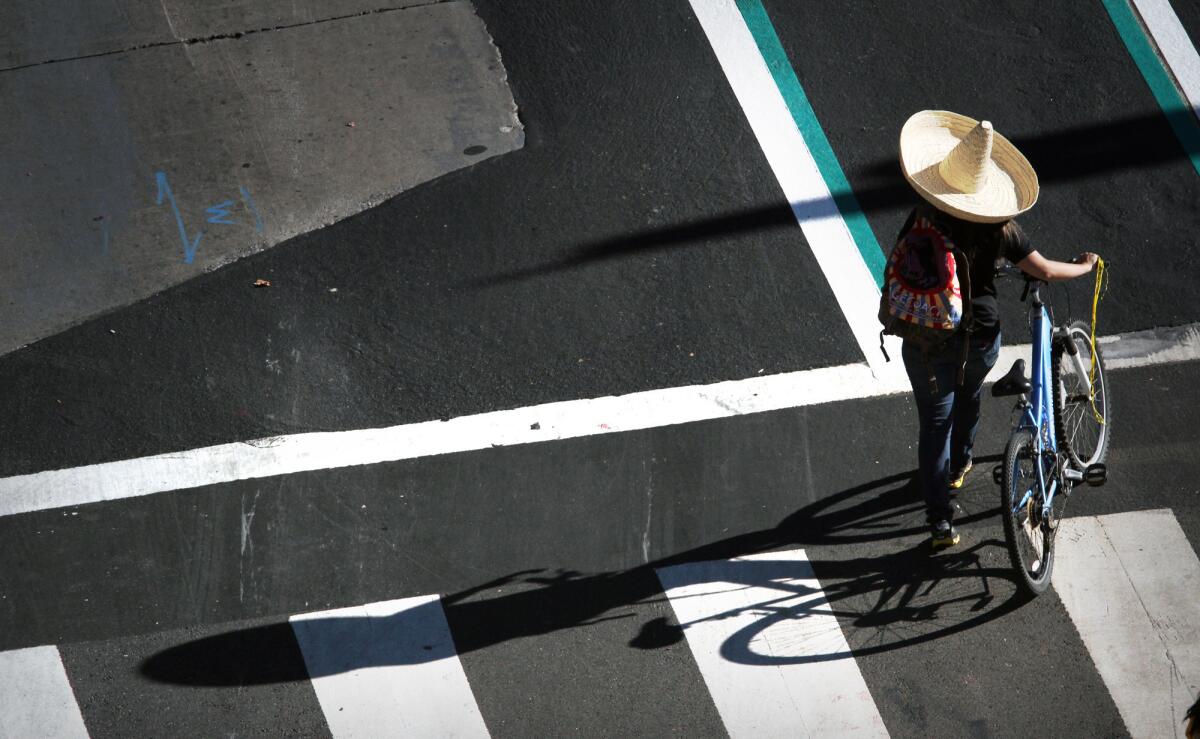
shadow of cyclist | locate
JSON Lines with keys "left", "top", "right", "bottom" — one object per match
{"left": 140, "top": 462, "right": 1024, "bottom": 686}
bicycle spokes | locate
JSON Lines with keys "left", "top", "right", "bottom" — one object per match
{"left": 1001, "top": 429, "right": 1055, "bottom": 595}
{"left": 1057, "top": 329, "right": 1108, "bottom": 468}
{"left": 1021, "top": 497, "right": 1045, "bottom": 573}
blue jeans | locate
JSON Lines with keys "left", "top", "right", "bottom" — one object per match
{"left": 902, "top": 331, "right": 1001, "bottom": 524}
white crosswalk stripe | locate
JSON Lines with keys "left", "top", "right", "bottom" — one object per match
{"left": 1130, "top": 0, "right": 1200, "bottom": 117}
{"left": 1055, "top": 509, "right": 1200, "bottom": 739}
{"left": 290, "top": 595, "right": 490, "bottom": 739}
{"left": 656, "top": 549, "right": 889, "bottom": 738}
{"left": 0, "top": 646, "right": 89, "bottom": 739}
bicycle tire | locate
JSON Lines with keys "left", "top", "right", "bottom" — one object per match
{"left": 1052, "top": 320, "right": 1111, "bottom": 468}
{"left": 1000, "top": 428, "right": 1054, "bottom": 596}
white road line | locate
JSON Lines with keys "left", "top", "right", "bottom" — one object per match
{"left": 290, "top": 595, "right": 489, "bottom": 739}
{"left": 0, "top": 323, "right": 1195, "bottom": 518}
{"left": 655, "top": 549, "right": 888, "bottom": 738}
{"left": 1101, "top": 321, "right": 1200, "bottom": 369}
{"left": 0, "top": 645, "right": 89, "bottom": 739}
{"left": 1131, "top": 0, "right": 1200, "bottom": 116}
{"left": 0, "top": 363, "right": 899, "bottom": 518}
{"left": 687, "top": 0, "right": 902, "bottom": 381}
{"left": 975, "top": 322, "right": 1200, "bottom": 383}
{"left": 1054, "top": 509, "right": 1200, "bottom": 739}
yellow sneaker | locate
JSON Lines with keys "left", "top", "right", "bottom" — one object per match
{"left": 930, "top": 520, "right": 961, "bottom": 550}
{"left": 949, "top": 460, "right": 973, "bottom": 490}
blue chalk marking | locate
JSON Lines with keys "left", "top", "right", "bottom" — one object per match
{"left": 154, "top": 171, "right": 203, "bottom": 264}
{"left": 239, "top": 186, "right": 264, "bottom": 233}
{"left": 205, "top": 199, "right": 237, "bottom": 225}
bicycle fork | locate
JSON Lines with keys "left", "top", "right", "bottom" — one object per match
{"left": 1055, "top": 326, "right": 1094, "bottom": 402}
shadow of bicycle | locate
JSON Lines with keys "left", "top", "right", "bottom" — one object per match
{"left": 634, "top": 461, "right": 1019, "bottom": 664}
{"left": 141, "top": 464, "right": 1025, "bottom": 685}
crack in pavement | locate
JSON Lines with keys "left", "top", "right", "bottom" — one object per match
{"left": 0, "top": 0, "right": 453, "bottom": 73}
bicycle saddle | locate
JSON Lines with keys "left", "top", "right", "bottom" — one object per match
{"left": 991, "top": 358, "right": 1032, "bottom": 397}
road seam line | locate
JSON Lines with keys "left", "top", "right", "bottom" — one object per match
{"left": 0, "top": 1, "right": 454, "bottom": 73}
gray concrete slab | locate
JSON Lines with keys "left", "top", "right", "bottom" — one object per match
{"left": 0, "top": 0, "right": 522, "bottom": 355}
{"left": 0, "top": 0, "right": 433, "bottom": 70}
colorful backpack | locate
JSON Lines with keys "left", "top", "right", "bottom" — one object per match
{"left": 878, "top": 214, "right": 973, "bottom": 357}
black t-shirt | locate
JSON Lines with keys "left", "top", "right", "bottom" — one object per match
{"left": 895, "top": 204, "right": 1034, "bottom": 336}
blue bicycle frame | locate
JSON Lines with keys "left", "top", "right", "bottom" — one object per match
{"left": 996, "top": 269, "right": 1107, "bottom": 595}
{"left": 1011, "top": 283, "right": 1060, "bottom": 520}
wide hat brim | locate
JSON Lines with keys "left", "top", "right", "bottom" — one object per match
{"left": 899, "top": 110, "right": 1039, "bottom": 223}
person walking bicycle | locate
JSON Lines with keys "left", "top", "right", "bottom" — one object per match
{"left": 880, "top": 110, "right": 1100, "bottom": 550}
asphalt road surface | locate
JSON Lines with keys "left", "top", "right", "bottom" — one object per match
{"left": 2, "top": 1, "right": 1199, "bottom": 737}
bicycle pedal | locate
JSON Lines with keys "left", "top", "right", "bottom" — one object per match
{"left": 992, "top": 464, "right": 1004, "bottom": 486}
{"left": 1084, "top": 463, "right": 1107, "bottom": 487}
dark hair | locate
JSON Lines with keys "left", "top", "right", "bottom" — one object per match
{"left": 916, "top": 202, "right": 1021, "bottom": 266}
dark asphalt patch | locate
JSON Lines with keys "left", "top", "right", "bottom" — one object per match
{"left": 0, "top": 0, "right": 858, "bottom": 478}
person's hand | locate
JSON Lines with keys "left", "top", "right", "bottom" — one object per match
{"left": 1074, "top": 252, "right": 1100, "bottom": 269}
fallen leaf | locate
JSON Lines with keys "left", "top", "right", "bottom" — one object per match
{"left": 254, "top": 279, "right": 271, "bottom": 287}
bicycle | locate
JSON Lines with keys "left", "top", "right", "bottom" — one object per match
{"left": 989, "top": 264, "right": 1111, "bottom": 597}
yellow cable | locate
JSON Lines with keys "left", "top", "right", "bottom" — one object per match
{"left": 1087, "top": 258, "right": 1107, "bottom": 425}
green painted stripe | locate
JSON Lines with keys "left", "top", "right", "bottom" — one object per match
{"left": 734, "top": 0, "right": 887, "bottom": 287}
{"left": 1102, "top": 0, "right": 1200, "bottom": 176}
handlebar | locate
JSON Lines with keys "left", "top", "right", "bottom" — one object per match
{"left": 996, "top": 257, "right": 1106, "bottom": 305}
{"left": 994, "top": 263, "right": 1040, "bottom": 303}
{"left": 995, "top": 263, "right": 1037, "bottom": 282}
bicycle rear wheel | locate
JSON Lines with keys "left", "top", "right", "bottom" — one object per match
{"left": 1000, "top": 429, "right": 1054, "bottom": 596}
{"left": 1053, "top": 320, "right": 1110, "bottom": 468}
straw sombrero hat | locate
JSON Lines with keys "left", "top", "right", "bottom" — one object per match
{"left": 899, "top": 110, "right": 1039, "bottom": 223}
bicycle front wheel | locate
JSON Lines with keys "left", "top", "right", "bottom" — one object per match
{"left": 1001, "top": 429, "right": 1054, "bottom": 597}
{"left": 1053, "top": 320, "right": 1111, "bottom": 469}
